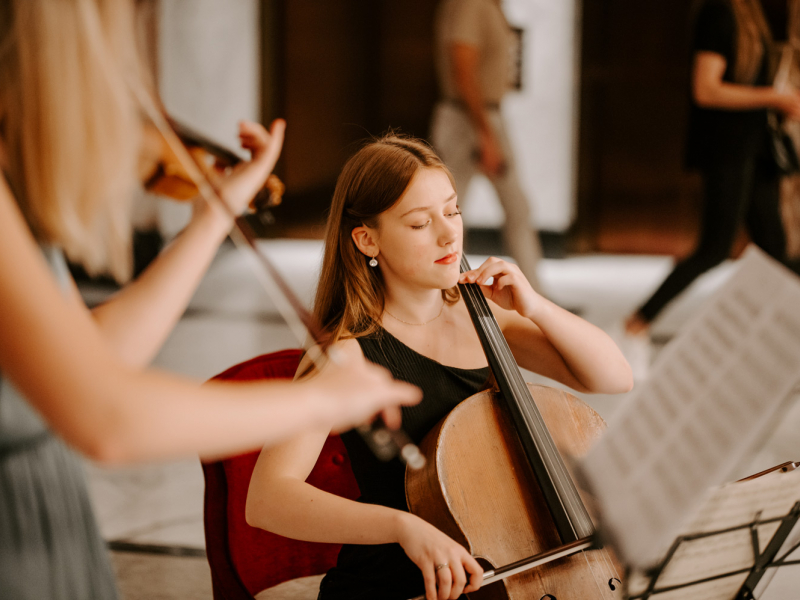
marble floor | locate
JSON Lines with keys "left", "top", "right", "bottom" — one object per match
{"left": 80, "top": 240, "right": 800, "bottom": 599}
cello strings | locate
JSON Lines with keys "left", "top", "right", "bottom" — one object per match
{"left": 469, "top": 306, "right": 575, "bottom": 538}
{"left": 460, "top": 274, "right": 592, "bottom": 536}
{"left": 485, "top": 294, "right": 621, "bottom": 591}
{"left": 460, "top": 260, "right": 625, "bottom": 593}
{"left": 487, "top": 314, "right": 590, "bottom": 532}
{"left": 479, "top": 292, "right": 623, "bottom": 589}
{"left": 593, "top": 539, "right": 624, "bottom": 596}
{"left": 581, "top": 548, "right": 615, "bottom": 598}
{"left": 461, "top": 278, "right": 567, "bottom": 484}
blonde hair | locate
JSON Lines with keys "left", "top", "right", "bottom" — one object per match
{"left": 729, "top": 0, "right": 774, "bottom": 84}
{"left": 313, "top": 134, "right": 460, "bottom": 347}
{"left": 0, "top": 0, "right": 145, "bottom": 281}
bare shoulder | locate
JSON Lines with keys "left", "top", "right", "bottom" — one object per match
{"left": 294, "top": 337, "right": 365, "bottom": 381}
{"left": 332, "top": 336, "right": 365, "bottom": 362}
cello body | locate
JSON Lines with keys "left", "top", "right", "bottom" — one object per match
{"left": 406, "top": 384, "right": 622, "bottom": 599}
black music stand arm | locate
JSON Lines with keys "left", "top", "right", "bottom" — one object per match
{"left": 735, "top": 501, "right": 800, "bottom": 600}
{"left": 625, "top": 502, "right": 800, "bottom": 600}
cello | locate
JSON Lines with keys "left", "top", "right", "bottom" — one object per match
{"left": 406, "top": 256, "right": 623, "bottom": 599}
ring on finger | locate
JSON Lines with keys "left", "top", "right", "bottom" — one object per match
{"left": 435, "top": 563, "right": 449, "bottom": 572}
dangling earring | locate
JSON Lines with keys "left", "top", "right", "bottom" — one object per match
{"left": 369, "top": 255, "right": 378, "bottom": 267}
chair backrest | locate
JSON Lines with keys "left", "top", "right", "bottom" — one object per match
{"left": 202, "top": 349, "right": 360, "bottom": 600}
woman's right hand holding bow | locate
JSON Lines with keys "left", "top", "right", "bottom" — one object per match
{"left": 395, "top": 512, "right": 484, "bottom": 600}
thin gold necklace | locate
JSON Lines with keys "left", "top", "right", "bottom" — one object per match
{"left": 384, "top": 301, "right": 445, "bottom": 326}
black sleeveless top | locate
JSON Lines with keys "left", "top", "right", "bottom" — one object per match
{"left": 318, "top": 328, "right": 490, "bottom": 600}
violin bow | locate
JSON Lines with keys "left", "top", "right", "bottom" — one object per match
{"left": 137, "top": 95, "right": 424, "bottom": 469}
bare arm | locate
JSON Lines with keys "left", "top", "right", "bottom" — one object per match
{"left": 90, "top": 120, "right": 284, "bottom": 368}
{"left": 89, "top": 202, "right": 231, "bottom": 368}
{"left": 451, "top": 42, "right": 504, "bottom": 177}
{"left": 247, "top": 342, "right": 406, "bottom": 540}
{"left": 461, "top": 257, "right": 633, "bottom": 394}
{"left": 247, "top": 424, "right": 408, "bottom": 545}
{"left": 247, "top": 341, "right": 406, "bottom": 542}
{"left": 693, "top": 51, "right": 800, "bottom": 118}
{"left": 500, "top": 301, "right": 633, "bottom": 395}
{"left": 248, "top": 428, "right": 486, "bottom": 600}
{"left": 0, "top": 181, "right": 419, "bottom": 464}
{"left": 246, "top": 341, "right": 483, "bottom": 600}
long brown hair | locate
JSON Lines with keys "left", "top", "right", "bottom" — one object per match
{"left": 313, "top": 134, "right": 460, "bottom": 346}
{"left": 0, "top": 0, "right": 145, "bottom": 281}
{"left": 729, "top": 0, "right": 775, "bottom": 83}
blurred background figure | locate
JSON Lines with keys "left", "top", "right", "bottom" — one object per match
{"left": 626, "top": 0, "right": 800, "bottom": 336}
{"left": 430, "top": 0, "right": 544, "bottom": 291}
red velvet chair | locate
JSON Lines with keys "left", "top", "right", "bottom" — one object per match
{"left": 201, "top": 349, "right": 360, "bottom": 600}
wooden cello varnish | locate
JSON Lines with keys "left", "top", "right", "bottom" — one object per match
{"left": 406, "top": 258, "right": 622, "bottom": 599}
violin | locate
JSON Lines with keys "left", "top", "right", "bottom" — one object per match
{"left": 405, "top": 256, "right": 623, "bottom": 599}
{"left": 140, "top": 116, "right": 284, "bottom": 220}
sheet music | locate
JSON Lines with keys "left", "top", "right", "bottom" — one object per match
{"left": 581, "top": 247, "right": 800, "bottom": 569}
{"left": 626, "top": 469, "right": 800, "bottom": 598}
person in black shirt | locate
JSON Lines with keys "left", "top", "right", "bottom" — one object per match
{"left": 626, "top": 0, "right": 800, "bottom": 336}
{"left": 246, "top": 135, "right": 632, "bottom": 600}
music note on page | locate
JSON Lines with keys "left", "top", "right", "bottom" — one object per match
{"left": 581, "top": 247, "right": 800, "bottom": 569}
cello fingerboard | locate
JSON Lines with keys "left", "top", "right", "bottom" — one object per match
{"left": 458, "top": 256, "right": 594, "bottom": 542}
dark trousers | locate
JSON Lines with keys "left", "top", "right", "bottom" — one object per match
{"left": 638, "top": 151, "right": 800, "bottom": 322}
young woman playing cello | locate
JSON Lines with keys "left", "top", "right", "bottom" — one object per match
{"left": 0, "top": 2, "right": 418, "bottom": 598}
{"left": 246, "top": 135, "right": 633, "bottom": 600}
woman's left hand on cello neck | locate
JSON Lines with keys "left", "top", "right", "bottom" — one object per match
{"left": 459, "top": 255, "right": 543, "bottom": 319}
{"left": 460, "top": 257, "right": 634, "bottom": 396}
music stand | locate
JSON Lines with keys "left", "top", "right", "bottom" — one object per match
{"left": 626, "top": 501, "right": 800, "bottom": 599}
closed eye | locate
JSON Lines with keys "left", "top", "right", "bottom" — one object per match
{"left": 410, "top": 207, "right": 460, "bottom": 229}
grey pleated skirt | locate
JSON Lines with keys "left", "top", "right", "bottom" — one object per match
{"left": 0, "top": 433, "right": 119, "bottom": 599}
{"left": 0, "top": 245, "right": 118, "bottom": 598}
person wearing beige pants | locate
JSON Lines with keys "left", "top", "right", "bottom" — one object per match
{"left": 431, "top": 101, "right": 543, "bottom": 290}
{"left": 432, "top": 0, "right": 542, "bottom": 292}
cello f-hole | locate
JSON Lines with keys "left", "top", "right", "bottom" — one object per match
{"left": 540, "top": 595, "right": 556, "bottom": 600}
{"left": 609, "top": 577, "right": 622, "bottom": 591}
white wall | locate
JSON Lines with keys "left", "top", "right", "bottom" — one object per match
{"left": 155, "top": 0, "right": 260, "bottom": 237}
{"left": 151, "top": 0, "right": 580, "bottom": 235}
{"left": 461, "top": 0, "right": 581, "bottom": 233}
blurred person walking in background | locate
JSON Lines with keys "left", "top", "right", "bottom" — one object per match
{"left": 431, "top": 0, "right": 543, "bottom": 292}
{"left": 626, "top": 0, "right": 800, "bottom": 336}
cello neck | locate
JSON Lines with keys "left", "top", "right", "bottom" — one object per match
{"left": 458, "top": 256, "right": 594, "bottom": 543}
